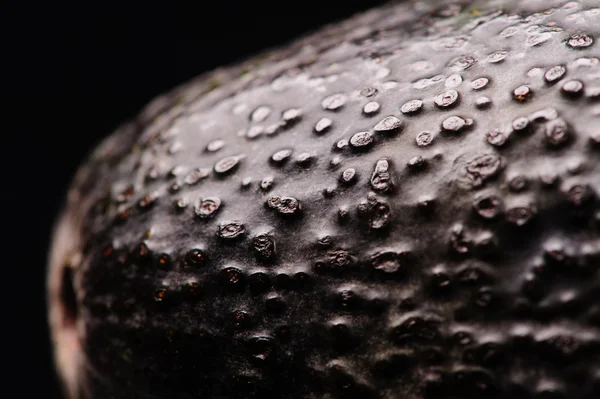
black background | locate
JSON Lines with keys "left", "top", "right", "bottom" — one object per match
{"left": 6, "top": 2, "right": 387, "bottom": 397}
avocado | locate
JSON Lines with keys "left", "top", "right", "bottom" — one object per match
{"left": 48, "top": 0, "right": 600, "bottom": 398}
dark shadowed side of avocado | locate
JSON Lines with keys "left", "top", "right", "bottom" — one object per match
{"left": 48, "top": 0, "right": 600, "bottom": 398}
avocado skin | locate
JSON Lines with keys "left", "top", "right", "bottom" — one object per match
{"left": 48, "top": 0, "right": 600, "bottom": 398}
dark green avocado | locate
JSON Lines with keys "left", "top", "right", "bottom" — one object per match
{"left": 48, "top": 1, "right": 600, "bottom": 398}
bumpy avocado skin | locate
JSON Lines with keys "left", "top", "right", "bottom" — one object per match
{"left": 48, "top": 0, "right": 600, "bottom": 398}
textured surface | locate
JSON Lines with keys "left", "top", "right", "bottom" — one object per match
{"left": 48, "top": 0, "right": 600, "bottom": 398}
